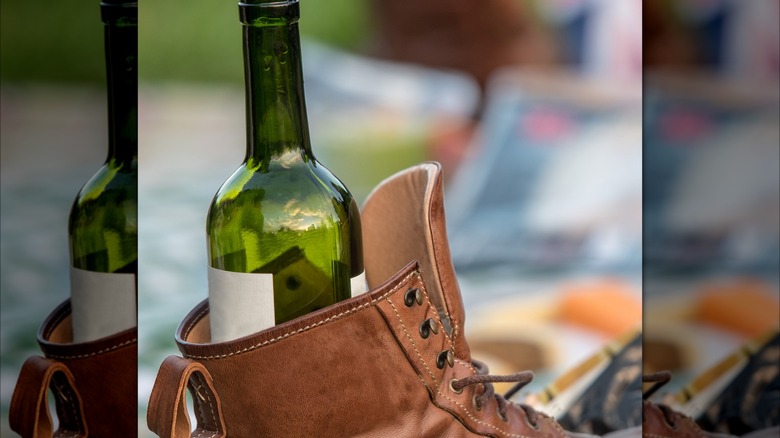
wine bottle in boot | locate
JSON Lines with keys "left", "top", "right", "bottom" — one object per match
{"left": 68, "top": 0, "right": 138, "bottom": 343}
{"left": 207, "top": 0, "right": 365, "bottom": 343}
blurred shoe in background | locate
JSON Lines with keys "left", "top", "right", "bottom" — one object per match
{"left": 520, "top": 330, "right": 642, "bottom": 436}
{"left": 675, "top": 330, "right": 779, "bottom": 436}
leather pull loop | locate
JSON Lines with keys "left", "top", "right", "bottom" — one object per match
{"left": 9, "top": 356, "right": 87, "bottom": 438}
{"left": 148, "top": 355, "right": 226, "bottom": 438}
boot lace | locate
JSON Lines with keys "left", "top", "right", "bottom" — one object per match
{"left": 450, "top": 360, "right": 541, "bottom": 428}
{"left": 401, "top": 288, "right": 543, "bottom": 428}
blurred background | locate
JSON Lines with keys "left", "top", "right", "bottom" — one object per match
{"left": 643, "top": 0, "right": 779, "bottom": 436}
{"left": 2, "top": 0, "right": 642, "bottom": 436}
{"left": 2, "top": 1, "right": 109, "bottom": 436}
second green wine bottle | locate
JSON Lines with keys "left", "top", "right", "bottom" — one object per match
{"left": 206, "top": 0, "right": 364, "bottom": 343}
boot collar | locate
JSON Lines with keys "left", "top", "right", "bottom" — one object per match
{"left": 362, "top": 162, "right": 470, "bottom": 360}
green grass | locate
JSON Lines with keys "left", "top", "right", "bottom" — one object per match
{"left": 1, "top": 0, "right": 370, "bottom": 84}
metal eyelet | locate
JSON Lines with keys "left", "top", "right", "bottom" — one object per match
{"left": 449, "top": 379, "right": 463, "bottom": 394}
{"left": 419, "top": 321, "right": 430, "bottom": 339}
{"left": 419, "top": 318, "right": 438, "bottom": 339}
{"left": 427, "top": 318, "right": 439, "bottom": 334}
{"left": 404, "top": 288, "right": 423, "bottom": 307}
{"left": 498, "top": 409, "right": 508, "bottom": 422}
{"left": 436, "top": 350, "right": 454, "bottom": 369}
{"left": 525, "top": 412, "right": 541, "bottom": 430}
{"left": 472, "top": 394, "right": 482, "bottom": 412}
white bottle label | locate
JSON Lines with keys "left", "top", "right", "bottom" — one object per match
{"left": 70, "top": 267, "right": 137, "bottom": 343}
{"left": 209, "top": 267, "right": 367, "bottom": 343}
{"left": 350, "top": 270, "right": 368, "bottom": 297}
{"left": 208, "top": 266, "right": 275, "bottom": 343}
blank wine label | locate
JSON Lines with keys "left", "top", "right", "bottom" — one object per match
{"left": 70, "top": 267, "right": 137, "bottom": 343}
{"left": 208, "top": 266, "right": 275, "bottom": 343}
{"left": 350, "top": 270, "right": 368, "bottom": 297}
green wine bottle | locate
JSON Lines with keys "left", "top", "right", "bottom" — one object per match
{"left": 68, "top": 0, "right": 137, "bottom": 343}
{"left": 207, "top": 0, "right": 365, "bottom": 342}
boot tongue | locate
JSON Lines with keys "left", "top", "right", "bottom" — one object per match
{"left": 361, "top": 162, "right": 471, "bottom": 359}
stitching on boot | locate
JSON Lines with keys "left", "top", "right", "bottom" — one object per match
{"left": 680, "top": 415, "right": 705, "bottom": 438}
{"left": 185, "top": 271, "right": 418, "bottom": 360}
{"left": 66, "top": 381, "right": 82, "bottom": 434}
{"left": 191, "top": 373, "right": 218, "bottom": 435}
{"left": 454, "top": 358, "right": 478, "bottom": 375}
{"left": 453, "top": 320, "right": 461, "bottom": 352}
{"left": 190, "top": 372, "right": 218, "bottom": 438}
{"left": 387, "top": 298, "right": 439, "bottom": 385}
{"left": 417, "top": 280, "right": 456, "bottom": 355}
{"left": 436, "top": 386, "right": 534, "bottom": 438}
{"left": 548, "top": 411, "right": 567, "bottom": 436}
{"left": 192, "top": 429, "right": 217, "bottom": 438}
{"left": 44, "top": 338, "right": 136, "bottom": 360}
{"left": 53, "top": 372, "right": 83, "bottom": 436}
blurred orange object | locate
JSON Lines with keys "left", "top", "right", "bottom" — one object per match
{"left": 558, "top": 279, "right": 642, "bottom": 336}
{"left": 694, "top": 279, "right": 780, "bottom": 337}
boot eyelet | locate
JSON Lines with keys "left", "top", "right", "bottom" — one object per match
{"left": 436, "top": 350, "right": 447, "bottom": 369}
{"left": 472, "top": 394, "right": 482, "bottom": 411}
{"left": 449, "top": 379, "right": 463, "bottom": 394}
{"left": 497, "top": 408, "right": 508, "bottom": 422}
{"left": 419, "top": 321, "right": 430, "bottom": 339}
{"left": 427, "top": 318, "right": 439, "bottom": 334}
{"left": 419, "top": 319, "right": 438, "bottom": 339}
{"left": 436, "top": 350, "right": 454, "bottom": 369}
{"left": 404, "top": 288, "right": 423, "bottom": 307}
{"left": 526, "top": 417, "right": 539, "bottom": 430}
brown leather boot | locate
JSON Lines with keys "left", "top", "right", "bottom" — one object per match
{"left": 148, "top": 163, "right": 570, "bottom": 437}
{"left": 9, "top": 299, "right": 137, "bottom": 438}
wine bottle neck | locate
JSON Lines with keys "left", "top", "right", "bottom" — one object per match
{"left": 102, "top": 2, "right": 138, "bottom": 166}
{"left": 241, "top": 0, "right": 313, "bottom": 168}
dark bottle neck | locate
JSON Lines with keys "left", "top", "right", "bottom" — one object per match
{"left": 240, "top": 0, "right": 313, "bottom": 169}
{"left": 101, "top": 1, "right": 137, "bottom": 166}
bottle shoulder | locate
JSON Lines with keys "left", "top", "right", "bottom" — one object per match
{"left": 68, "top": 164, "right": 137, "bottom": 236}
{"left": 72, "top": 162, "right": 137, "bottom": 207}
{"left": 209, "top": 155, "right": 353, "bottom": 211}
